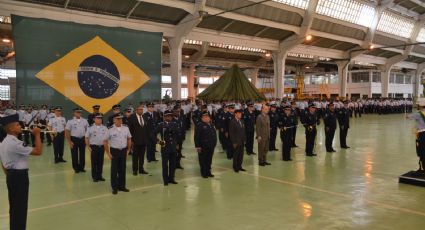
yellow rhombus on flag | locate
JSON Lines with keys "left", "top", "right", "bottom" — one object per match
{"left": 36, "top": 36, "right": 150, "bottom": 113}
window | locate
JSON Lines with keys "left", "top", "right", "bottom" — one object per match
{"left": 184, "top": 39, "right": 203, "bottom": 45}
{"left": 377, "top": 11, "right": 414, "bottom": 38}
{"left": 416, "top": 28, "right": 425, "bottom": 42}
{"left": 181, "top": 76, "right": 187, "bottom": 84}
{"left": 395, "top": 74, "right": 404, "bottom": 84}
{"left": 329, "top": 74, "right": 338, "bottom": 84}
{"left": 199, "top": 77, "right": 219, "bottom": 85}
{"left": 272, "top": 0, "right": 309, "bottom": 9}
{"left": 405, "top": 75, "right": 412, "bottom": 84}
{"left": 161, "top": 88, "right": 172, "bottom": 98}
{"left": 161, "top": 75, "right": 171, "bottom": 84}
{"left": 316, "top": 0, "right": 375, "bottom": 27}
{"left": 372, "top": 71, "right": 381, "bottom": 82}
{"left": 0, "top": 16, "right": 11, "bottom": 24}
{"left": 0, "top": 85, "right": 10, "bottom": 100}
{"left": 0, "top": 68, "right": 16, "bottom": 79}
{"left": 351, "top": 72, "right": 369, "bottom": 83}
{"left": 209, "top": 43, "right": 266, "bottom": 53}
{"left": 198, "top": 88, "right": 206, "bottom": 94}
{"left": 389, "top": 74, "right": 395, "bottom": 83}
{"left": 310, "top": 75, "right": 326, "bottom": 85}
{"left": 181, "top": 88, "right": 188, "bottom": 99}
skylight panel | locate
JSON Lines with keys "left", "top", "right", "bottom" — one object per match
{"left": 377, "top": 11, "right": 414, "bottom": 38}
{"left": 272, "top": 0, "right": 309, "bottom": 9}
{"left": 416, "top": 28, "right": 425, "bottom": 42}
{"left": 316, "top": 0, "right": 375, "bottom": 27}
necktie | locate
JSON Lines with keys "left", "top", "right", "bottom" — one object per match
{"left": 140, "top": 115, "right": 144, "bottom": 126}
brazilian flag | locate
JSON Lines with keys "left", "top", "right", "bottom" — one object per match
{"left": 12, "top": 15, "right": 162, "bottom": 116}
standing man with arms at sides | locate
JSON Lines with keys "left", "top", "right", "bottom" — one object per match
{"left": 105, "top": 113, "right": 132, "bottom": 195}
{"left": 278, "top": 106, "right": 294, "bottom": 161}
{"left": 48, "top": 107, "right": 67, "bottom": 163}
{"left": 85, "top": 113, "right": 108, "bottom": 182}
{"left": 229, "top": 109, "right": 246, "bottom": 173}
{"left": 38, "top": 104, "right": 48, "bottom": 143}
{"left": 256, "top": 104, "right": 271, "bottom": 166}
{"left": 194, "top": 111, "right": 217, "bottom": 178}
{"left": 0, "top": 114, "right": 42, "bottom": 230}
{"left": 88, "top": 105, "right": 102, "bottom": 126}
{"left": 173, "top": 105, "right": 186, "bottom": 170}
{"left": 46, "top": 107, "right": 55, "bottom": 146}
{"left": 407, "top": 99, "right": 425, "bottom": 175}
{"left": 323, "top": 103, "right": 337, "bottom": 153}
{"left": 268, "top": 104, "right": 279, "bottom": 151}
{"left": 291, "top": 101, "right": 299, "bottom": 147}
{"left": 224, "top": 104, "right": 235, "bottom": 159}
{"left": 301, "top": 104, "right": 320, "bottom": 157}
{"left": 65, "top": 108, "right": 89, "bottom": 173}
{"left": 128, "top": 104, "right": 149, "bottom": 176}
{"left": 154, "top": 110, "right": 179, "bottom": 186}
{"left": 243, "top": 102, "right": 256, "bottom": 155}
{"left": 143, "top": 102, "right": 159, "bottom": 162}
{"left": 337, "top": 101, "right": 351, "bottom": 149}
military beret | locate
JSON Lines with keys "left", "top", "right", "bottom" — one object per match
{"left": 0, "top": 113, "right": 19, "bottom": 126}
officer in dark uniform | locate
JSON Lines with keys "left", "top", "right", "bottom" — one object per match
{"left": 337, "top": 101, "right": 351, "bottom": 149}
{"left": 278, "top": 105, "right": 294, "bottom": 161}
{"left": 0, "top": 114, "right": 42, "bottom": 230}
{"left": 143, "top": 102, "right": 159, "bottom": 162}
{"left": 173, "top": 105, "right": 186, "bottom": 169}
{"left": 107, "top": 104, "right": 121, "bottom": 127}
{"left": 224, "top": 104, "right": 235, "bottom": 159}
{"left": 194, "top": 111, "right": 217, "bottom": 178}
{"left": 192, "top": 104, "right": 203, "bottom": 125}
{"left": 268, "top": 104, "right": 279, "bottom": 151}
{"left": 323, "top": 103, "right": 337, "bottom": 153}
{"left": 88, "top": 105, "right": 102, "bottom": 126}
{"left": 123, "top": 108, "right": 131, "bottom": 126}
{"left": 215, "top": 104, "right": 228, "bottom": 152}
{"left": 154, "top": 110, "right": 179, "bottom": 186}
{"left": 291, "top": 101, "right": 299, "bottom": 147}
{"left": 243, "top": 102, "right": 256, "bottom": 155}
{"left": 301, "top": 104, "right": 320, "bottom": 157}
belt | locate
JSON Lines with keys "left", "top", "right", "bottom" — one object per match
{"left": 6, "top": 169, "right": 28, "bottom": 173}
{"left": 90, "top": 144, "right": 104, "bottom": 147}
{"left": 71, "top": 136, "right": 85, "bottom": 139}
{"left": 110, "top": 147, "right": 126, "bottom": 151}
{"left": 418, "top": 129, "right": 425, "bottom": 133}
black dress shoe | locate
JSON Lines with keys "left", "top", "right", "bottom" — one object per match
{"left": 59, "top": 159, "right": 67, "bottom": 163}
{"left": 118, "top": 188, "right": 130, "bottom": 192}
{"left": 239, "top": 168, "right": 246, "bottom": 172}
{"left": 80, "top": 169, "right": 86, "bottom": 173}
{"left": 169, "top": 180, "right": 178, "bottom": 184}
{"left": 202, "top": 175, "right": 209, "bottom": 178}
{"left": 54, "top": 160, "right": 59, "bottom": 164}
{"left": 47, "top": 143, "right": 52, "bottom": 146}
{"left": 181, "top": 155, "right": 186, "bottom": 158}
{"left": 112, "top": 190, "right": 118, "bottom": 195}
{"left": 164, "top": 183, "right": 168, "bottom": 186}
{"left": 74, "top": 170, "right": 80, "bottom": 174}
{"left": 251, "top": 152, "right": 257, "bottom": 155}
{"left": 99, "top": 178, "right": 106, "bottom": 181}
{"left": 93, "top": 179, "right": 99, "bottom": 182}
{"left": 234, "top": 169, "right": 239, "bottom": 173}
{"left": 341, "top": 146, "right": 350, "bottom": 149}
{"left": 133, "top": 172, "right": 137, "bottom": 176}
{"left": 259, "top": 163, "right": 265, "bottom": 166}
{"left": 273, "top": 149, "right": 279, "bottom": 151}
{"left": 208, "top": 174, "right": 215, "bottom": 178}
{"left": 152, "top": 159, "right": 159, "bottom": 162}
{"left": 139, "top": 170, "right": 148, "bottom": 174}
{"left": 331, "top": 149, "right": 337, "bottom": 152}
{"left": 326, "top": 150, "right": 333, "bottom": 153}
{"left": 265, "top": 162, "right": 271, "bottom": 165}
{"left": 176, "top": 166, "right": 184, "bottom": 170}
{"left": 292, "top": 145, "right": 298, "bottom": 147}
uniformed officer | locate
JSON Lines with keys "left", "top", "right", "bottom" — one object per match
{"left": 23, "top": 106, "right": 37, "bottom": 146}
{"left": 243, "top": 102, "right": 257, "bottom": 155}
{"left": 323, "top": 103, "right": 337, "bottom": 153}
{"left": 173, "top": 105, "right": 186, "bottom": 170}
{"left": 48, "top": 107, "right": 67, "bottom": 163}
{"left": 105, "top": 113, "right": 132, "bottom": 195}
{"left": 143, "top": 102, "right": 159, "bottom": 162}
{"left": 268, "top": 104, "right": 279, "bottom": 151}
{"left": 85, "top": 113, "right": 108, "bottom": 182}
{"left": 224, "top": 104, "right": 235, "bottom": 159}
{"left": 229, "top": 109, "right": 246, "bottom": 172}
{"left": 215, "top": 103, "right": 227, "bottom": 152}
{"left": 278, "top": 106, "right": 294, "bottom": 161}
{"left": 337, "top": 101, "right": 351, "bottom": 149}
{"left": 194, "top": 111, "right": 217, "bottom": 178}
{"left": 0, "top": 114, "right": 42, "bottom": 230}
{"left": 301, "top": 104, "right": 320, "bottom": 157}
{"left": 123, "top": 108, "right": 132, "bottom": 126}
{"left": 291, "top": 101, "right": 299, "bottom": 147}
{"left": 107, "top": 104, "right": 121, "bottom": 127}
{"left": 65, "top": 108, "right": 89, "bottom": 173}
{"left": 154, "top": 110, "right": 179, "bottom": 186}
{"left": 38, "top": 104, "right": 48, "bottom": 143}
{"left": 407, "top": 100, "right": 425, "bottom": 174}
{"left": 17, "top": 105, "right": 26, "bottom": 141}
{"left": 88, "top": 105, "right": 102, "bottom": 126}
{"left": 46, "top": 107, "right": 55, "bottom": 146}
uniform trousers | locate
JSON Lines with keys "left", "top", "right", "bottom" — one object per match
{"left": 6, "top": 169, "right": 29, "bottom": 230}
{"left": 90, "top": 145, "right": 104, "bottom": 180}
{"left": 110, "top": 148, "right": 127, "bottom": 190}
{"left": 53, "top": 132, "right": 65, "bottom": 162}
{"left": 70, "top": 136, "right": 85, "bottom": 171}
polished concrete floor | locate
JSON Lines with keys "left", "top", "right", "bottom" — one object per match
{"left": 1, "top": 114, "right": 425, "bottom": 229}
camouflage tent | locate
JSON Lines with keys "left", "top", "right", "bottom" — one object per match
{"left": 197, "top": 64, "right": 266, "bottom": 101}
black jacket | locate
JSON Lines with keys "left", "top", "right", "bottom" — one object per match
{"left": 128, "top": 113, "right": 149, "bottom": 145}
{"left": 229, "top": 118, "right": 246, "bottom": 146}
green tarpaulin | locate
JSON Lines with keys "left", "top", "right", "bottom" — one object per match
{"left": 197, "top": 64, "right": 265, "bottom": 101}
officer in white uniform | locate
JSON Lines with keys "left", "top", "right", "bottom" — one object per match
{"left": 0, "top": 113, "right": 42, "bottom": 230}
{"left": 66, "top": 108, "right": 89, "bottom": 173}
{"left": 85, "top": 113, "right": 108, "bottom": 182}
{"left": 48, "top": 106, "right": 67, "bottom": 163}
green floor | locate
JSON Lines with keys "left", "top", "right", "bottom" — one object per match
{"left": 1, "top": 114, "right": 425, "bottom": 229}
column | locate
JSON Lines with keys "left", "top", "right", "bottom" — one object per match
{"left": 380, "top": 67, "right": 391, "bottom": 98}
{"left": 336, "top": 60, "right": 349, "bottom": 98}
{"left": 272, "top": 52, "right": 286, "bottom": 99}
{"left": 188, "top": 64, "right": 196, "bottom": 100}
{"left": 169, "top": 38, "right": 183, "bottom": 100}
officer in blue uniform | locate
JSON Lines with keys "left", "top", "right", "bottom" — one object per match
{"left": 107, "top": 104, "right": 121, "bottom": 127}
{"left": 173, "top": 105, "right": 186, "bottom": 170}
{"left": 105, "top": 113, "right": 132, "bottom": 195}
{"left": 66, "top": 108, "right": 89, "bottom": 173}
{"left": 0, "top": 114, "right": 42, "bottom": 230}
{"left": 278, "top": 106, "right": 294, "bottom": 161}
{"left": 48, "top": 106, "right": 67, "bottom": 163}
{"left": 291, "top": 101, "right": 299, "bottom": 147}
{"left": 301, "top": 104, "right": 320, "bottom": 157}
{"left": 195, "top": 111, "right": 217, "bottom": 178}
{"left": 268, "top": 104, "right": 279, "bottom": 151}
{"left": 85, "top": 113, "right": 108, "bottom": 182}
{"left": 243, "top": 102, "right": 256, "bottom": 155}
{"left": 143, "top": 102, "right": 159, "bottom": 162}
{"left": 154, "top": 110, "right": 179, "bottom": 186}
{"left": 224, "top": 104, "right": 235, "bottom": 159}
{"left": 88, "top": 105, "right": 102, "bottom": 126}
{"left": 215, "top": 104, "right": 227, "bottom": 152}
{"left": 323, "top": 103, "right": 337, "bottom": 152}
{"left": 337, "top": 101, "right": 351, "bottom": 149}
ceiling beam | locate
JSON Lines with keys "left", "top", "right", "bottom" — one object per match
{"left": 126, "top": 1, "right": 141, "bottom": 19}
